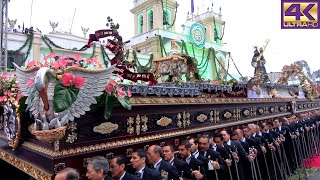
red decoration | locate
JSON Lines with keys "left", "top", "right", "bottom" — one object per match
{"left": 114, "top": 66, "right": 157, "bottom": 85}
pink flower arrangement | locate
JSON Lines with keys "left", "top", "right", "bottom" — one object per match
{"left": 104, "top": 76, "right": 132, "bottom": 98}
{"left": 61, "top": 73, "right": 85, "bottom": 89}
{"left": 0, "top": 73, "right": 21, "bottom": 103}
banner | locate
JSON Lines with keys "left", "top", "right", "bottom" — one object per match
{"left": 83, "top": 29, "right": 119, "bottom": 48}
{"left": 114, "top": 65, "right": 157, "bottom": 85}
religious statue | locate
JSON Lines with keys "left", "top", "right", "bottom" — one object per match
{"left": 81, "top": 26, "right": 89, "bottom": 38}
{"left": 251, "top": 47, "right": 267, "bottom": 76}
{"left": 251, "top": 39, "right": 269, "bottom": 76}
{"left": 8, "top": 18, "right": 17, "bottom": 32}
{"left": 49, "top": 21, "right": 59, "bottom": 32}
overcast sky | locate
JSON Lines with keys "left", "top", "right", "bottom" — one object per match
{"left": 8, "top": 0, "right": 320, "bottom": 77}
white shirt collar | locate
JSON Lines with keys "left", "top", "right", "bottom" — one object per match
{"left": 154, "top": 158, "right": 162, "bottom": 169}
{"left": 186, "top": 154, "right": 192, "bottom": 164}
{"left": 252, "top": 133, "right": 256, "bottom": 137}
{"left": 119, "top": 171, "right": 126, "bottom": 180}
{"left": 169, "top": 157, "right": 174, "bottom": 165}
{"left": 241, "top": 137, "right": 246, "bottom": 142}
{"left": 192, "top": 150, "right": 199, "bottom": 159}
{"left": 227, "top": 139, "right": 231, "bottom": 146}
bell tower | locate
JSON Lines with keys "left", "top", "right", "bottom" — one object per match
{"left": 131, "top": 0, "right": 178, "bottom": 36}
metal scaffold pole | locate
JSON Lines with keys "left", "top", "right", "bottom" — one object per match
{"left": 0, "top": 0, "right": 8, "bottom": 73}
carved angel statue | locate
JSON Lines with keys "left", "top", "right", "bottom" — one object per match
{"left": 8, "top": 18, "right": 17, "bottom": 31}
{"left": 49, "top": 21, "right": 59, "bottom": 32}
{"left": 14, "top": 63, "right": 115, "bottom": 131}
{"left": 81, "top": 26, "right": 89, "bottom": 38}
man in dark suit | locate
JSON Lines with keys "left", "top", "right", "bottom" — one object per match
{"left": 85, "top": 156, "right": 114, "bottom": 180}
{"left": 220, "top": 130, "right": 247, "bottom": 180}
{"left": 198, "top": 134, "right": 225, "bottom": 180}
{"left": 178, "top": 140, "right": 206, "bottom": 180}
{"left": 188, "top": 137, "right": 208, "bottom": 163}
{"left": 110, "top": 155, "right": 140, "bottom": 180}
{"left": 130, "top": 149, "right": 161, "bottom": 180}
{"left": 147, "top": 145, "right": 180, "bottom": 180}
{"left": 162, "top": 143, "right": 189, "bottom": 178}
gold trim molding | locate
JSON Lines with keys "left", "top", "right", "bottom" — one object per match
{"left": 0, "top": 149, "right": 52, "bottom": 180}
{"left": 130, "top": 97, "right": 303, "bottom": 105}
{"left": 17, "top": 107, "right": 320, "bottom": 158}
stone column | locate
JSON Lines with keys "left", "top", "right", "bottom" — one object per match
{"left": 134, "top": 15, "right": 138, "bottom": 36}
{"left": 32, "top": 32, "right": 42, "bottom": 62}
{"left": 170, "top": 9, "right": 175, "bottom": 31}
{"left": 94, "top": 42, "right": 102, "bottom": 63}
{"left": 143, "top": 9, "right": 148, "bottom": 33}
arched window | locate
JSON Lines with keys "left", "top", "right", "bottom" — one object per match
{"left": 138, "top": 14, "right": 143, "bottom": 34}
{"left": 147, "top": 9, "right": 153, "bottom": 30}
{"left": 163, "top": 9, "right": 171, "bottom": 29}
{"left": 214, "top": 26, "right": 221, "bottom": 45}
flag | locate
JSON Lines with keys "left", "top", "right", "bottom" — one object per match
{"left": 191, "top": 0, "right": 194, "bottom": 13}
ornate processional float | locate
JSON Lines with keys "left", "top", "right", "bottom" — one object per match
{"left": 0, "top": 0, "right": 320, "bottom": 179}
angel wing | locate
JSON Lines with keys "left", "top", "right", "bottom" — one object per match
{"left": 57, "top": 66, "right": 116, "bottom": 125}
{"left": 14, "top": 64, "right": 42, "bottom": 115}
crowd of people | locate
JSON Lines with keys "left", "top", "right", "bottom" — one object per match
{"left": 54, "top": 111, "right": 320, "bottom": 180}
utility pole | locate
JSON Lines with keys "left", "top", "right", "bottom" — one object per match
{"left": 0, "top": 0, "right": 9, "bottom": 72}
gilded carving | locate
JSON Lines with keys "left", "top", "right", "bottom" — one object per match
{"left": 177, "top": 113, "right": 182, "bottom": 128}
{"left": 93, "top": 122, "right": 118, "bottom": 134}
{"left": 214, "top": 109, "right": 220, "bottom": 123}
{"left": 54, "top": 163, "right": 65, "bottom": 174}
{"left": 0, "top": 150, "right": 52, "bottom": 180}
{"left": 129, "top": 97, "right": 297, "bottom": 105}
{"left": 144, "top": 145, "right": 150, "bottom": 151}
{"left": 54, "top": 141, "right": 60, "bottom": 151}
{"left": 66, "top": 122, "right": 78, "bottom": 143}
{"left": 196, "top": 114, "right": 207, "bottom": 123}
{"left": 106, "top": 152, "right": 114, "bottom": 160}
{"left": 3, "top": 98, "right": 21, "bottom": 150}
{"left": 127, "top": 117, "right": 134, "bottom": 135}
{"left": 209, "top": 111, "right": 214, "bottom": 122}
{"left": 126, "top": 148, "right": 133, "bottom": 157}
{"left": 264, "top": 107, "right": 268, "bottom": 115}
{"left": 18, "top": 106, "right": 320, "bottom": 158}
{"left": 269, "top": 107, "right": 275, "bottom": 113}
{"left": 233, "top": 109, "right": 240, "bottom": 120}
{"left": 141, "top": 115, "right": 148, "bottom": 133}
{"left": 182, "top": 112, "right": 191, "bottom": 128}
{"left": 157, "top": 117, "right": 172, "bottom": 127}
{"left": 224, "top": 111, "right": 232, "bottom": 119}
{"left": 136, "top": 115, "right": 141, "bottom": 135}
{"left": 243, "top": 109, "right": 250, "bottom": 117}
{"left": 0, "top": 115, "right": 3, "bottom": 129}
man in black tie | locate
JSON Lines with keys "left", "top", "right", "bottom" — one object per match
{"left": 162, "top": 143, "right": 190, "bottom": 178}
{"left": 178, "top": 140, "right": 206, "bottom": 180}
{"left": 130, "top": 149, "right": 161, "bottom": 180}
{"left": 198, "top": 134, "right": 225, "bottom": 180}
{"left": 188, "top": 137, "right": 207, "bottom": 163}
{"left": 147, "top": 145, "right": 180, "bottom": 180}
{"left": 220, "top": 130, "right": 247, "bottom": 180}
{"left": 110, "top": 155, "right": 140, "bottom": 180}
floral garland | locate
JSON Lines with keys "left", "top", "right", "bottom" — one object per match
{"left": 43, "top": 35, "right": 88, "bottom": 51}
{"left": 8, "top": 33, "right": 34, "bottom": 64}
{"left": 8, "top": 33, "right": 33, "bottom": 55}
{"left": 0, "top": 73, "right": 21, "bottom": 104}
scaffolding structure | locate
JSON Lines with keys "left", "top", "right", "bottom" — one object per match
{"left": 0, "top": 0, "right": 8, "bottom": 72}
